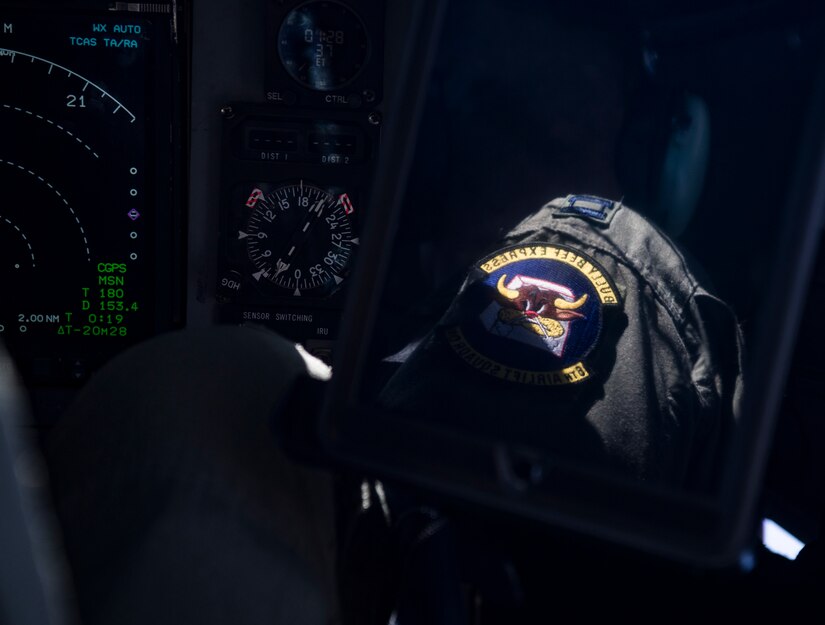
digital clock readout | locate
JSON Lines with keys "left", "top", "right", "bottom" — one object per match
{"left": 278, "top": 1, "right": 369, "bottom": 91}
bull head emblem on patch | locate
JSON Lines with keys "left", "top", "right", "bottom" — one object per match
{"left": 495, "top": 274, "right": 588, "bottom": 339}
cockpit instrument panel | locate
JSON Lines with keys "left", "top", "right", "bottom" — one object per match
{"left": 216, "top": 102, "right": 379, "bottom": 358}
{"left": 215, "top": 1, "right": 384, "bottom": 360}
{"left": 0, "top": 5, "right": 183, "bottom": 385}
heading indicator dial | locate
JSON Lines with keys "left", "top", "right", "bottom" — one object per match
{"left": 241, "top": 181, "right": 358, "bottom": 297}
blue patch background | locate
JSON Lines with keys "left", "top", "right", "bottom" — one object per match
{"left": 459, "top": 257, "right": 604, "bottom": 370}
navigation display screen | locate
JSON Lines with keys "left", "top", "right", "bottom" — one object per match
{"left": 0, "top": 6, "right": 180, "bottom": 384}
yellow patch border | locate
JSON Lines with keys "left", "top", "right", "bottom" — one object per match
{"left": 479, "top": 244, "right": 619, "bottom": 305}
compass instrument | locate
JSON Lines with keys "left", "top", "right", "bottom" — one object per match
{"left": 242, "top": 181, "right": 358, "bottom": 297}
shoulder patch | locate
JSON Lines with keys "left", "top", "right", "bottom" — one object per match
{"left": 445, "top": 243, "right": 621, "bottom": 386}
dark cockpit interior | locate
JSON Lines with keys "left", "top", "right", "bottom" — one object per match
{"left": 2, "top": 0, "right": 825, "bottom": 622}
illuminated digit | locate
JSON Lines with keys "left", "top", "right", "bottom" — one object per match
{"left": 66, "top": 94, "right": 86, "bottom": 108}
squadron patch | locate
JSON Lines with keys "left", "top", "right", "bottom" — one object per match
{"left": 445, "top": 243, "right": 620, "bottom": 386}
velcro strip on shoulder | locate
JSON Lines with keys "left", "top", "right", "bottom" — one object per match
{"left": 551, "top": 195, "right": 621, "bottom": 225}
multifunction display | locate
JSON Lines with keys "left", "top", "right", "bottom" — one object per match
{"left": 0, "top": 8, "right": 179, "bottom": 383}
